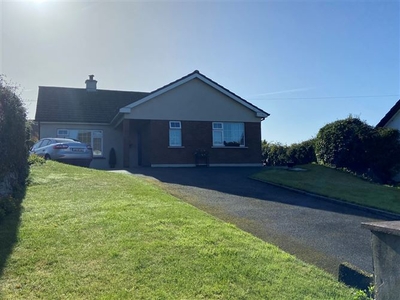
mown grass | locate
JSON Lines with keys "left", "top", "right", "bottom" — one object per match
{"left": 252, "top": 164, "right": 400, "bottom": 214}
{"left": 0, "top": 162, "right": 356, "bottom": 299}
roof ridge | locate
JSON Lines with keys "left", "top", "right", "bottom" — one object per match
{"left": 39, "top": 86, "right": 149, "bottom": 94}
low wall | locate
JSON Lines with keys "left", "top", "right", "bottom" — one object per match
{"left": 362, "top": 221, "right": 400, "bottom": 300}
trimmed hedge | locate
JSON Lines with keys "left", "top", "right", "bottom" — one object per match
{"left": 0, "top": 76, "right": 29, "bottom": 222}
{"left": 261, "top": 139, "right": 317, "bottom": 166}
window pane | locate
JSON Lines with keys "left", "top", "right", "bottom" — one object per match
{"left": 213, "top": 122, "right": 223, "bottom": 129}
{"left": 170, "top": 121, "right": 181, "bottom": 128}
{"left": 78, "top": 131, "right": 92, "bottom": 145}
{"left": 224, "top": 123, "right": 244, "bottom": 145}
{"left": 93, "top": 137, "right": 102, "bottom": 156}
{"left": 169, "top": 129, "right": 181, "bottom": 146}
{"left": 213, "top": 130, "right": 223, "bottom": 145}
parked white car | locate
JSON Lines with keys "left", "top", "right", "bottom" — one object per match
{"left": 30, "top": 138, "right": 93, "bottom": 167}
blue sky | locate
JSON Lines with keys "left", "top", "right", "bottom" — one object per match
{"left": 1, "top": 0, "right": 399, "bottom": 145}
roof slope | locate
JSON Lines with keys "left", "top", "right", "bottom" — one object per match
{"left": 35, "top": 87, "right": 149, "bottom": 123}
{"left": 377, "top": 99, "right": 400, "bottom": 127}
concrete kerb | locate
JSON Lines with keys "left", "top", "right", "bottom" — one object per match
{"left": 250, "top": 177, "right": 400, "bottom": 221}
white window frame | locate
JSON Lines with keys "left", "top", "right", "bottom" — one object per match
{"left": 57, "top": 129, "right": 104, "bottom": 156}
{"left": 169, "top": 121, "right": 182, "bottom": 147}
{"left": 212, "top": 122, "right": 245, "bottom": 147}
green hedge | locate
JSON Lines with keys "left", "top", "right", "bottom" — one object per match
{"left": 315, "top": 116, "right": 400, "bottom": 183}
{"left": 261, "top": 139, "right": 317, "bottom": 166}
{"left": 0, "top": 76, "right": 29, "bottom": 222}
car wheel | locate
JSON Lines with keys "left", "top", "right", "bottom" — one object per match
{"left": 44, "top": 154, "right": 51, "bottom": 160}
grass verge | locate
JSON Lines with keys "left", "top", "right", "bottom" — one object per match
{"left": 0, "top": 162, "right": 356, "bottom": 299}
{"left": 252, "top": 164, "right": 400, "bottom": 214}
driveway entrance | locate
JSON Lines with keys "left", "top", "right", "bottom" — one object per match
{"left": 128, "top": 167, "right": 393, "bottom": 275}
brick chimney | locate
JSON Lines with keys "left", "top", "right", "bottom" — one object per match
{"left": 85, "top": 74, "right": 97, "bottom": 92}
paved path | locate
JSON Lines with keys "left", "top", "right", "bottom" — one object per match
{"left": 125, "top": 167, "right": 395, "bottom": 276}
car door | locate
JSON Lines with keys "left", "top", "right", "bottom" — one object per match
{"left": 34, "top": 139, "right": 52, "bottom": 157}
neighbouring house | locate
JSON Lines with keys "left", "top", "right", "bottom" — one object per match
{"left": 376, "top": 99, "right": 400, "bottom": 181}
{"left": 35, "top": 70, "right": 270, "bottom": 169}
{"left": 377, "top": 99, "right": 400, "bottom": 130}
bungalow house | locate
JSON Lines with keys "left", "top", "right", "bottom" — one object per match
{"left": 35, "top": 70, "right": 270, "bottom": 169}
{"left": 376, "top": 99, "right": 400, "bottom": 181}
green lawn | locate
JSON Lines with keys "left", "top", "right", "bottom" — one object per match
{"left": 252, "top": 164, "right": 400, "bottom": 214}
{"left": 0, "top": 162, "right": 357, "bottom": 299}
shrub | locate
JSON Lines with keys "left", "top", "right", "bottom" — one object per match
{"left": 28, "top": 154, "right": 46, "bottom": 166}
{"left": 0, "top": 75, "right": 28, "bottom": 219}
{"left": 368, "top": 127, "right": 400, "bottom": 183}
{"left": 315, "top": 116, "right": 400, "bottom": 183}
{"left": 287, "top": 139, "right": 317, "bottom": 165}
{"left": 262, "top": 139, "right": 317, "bottom": 166}
{"left": 109, "top": 147, "right": 117, "bottom": 168}
{"left": 315, "top": 117, "right": 372, "bottom": 170}
{"left": 261, "top": 141, "right": 289, "bottom": 166}
{"left": 0, "top": 196, "right": 19, "bottom": 223}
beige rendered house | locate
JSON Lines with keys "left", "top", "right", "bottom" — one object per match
{"left": 35, "top": 70, "right": 270, "bottom": 169}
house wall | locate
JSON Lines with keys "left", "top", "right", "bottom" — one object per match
{"left": 146, "top": 120, "right": 262, "bottom": 166}
{"left": 125, "top": 78, "right": 261, "bottom": 122}
{"left": 38, "top": 122, "right": 123, "bottom": 169}
{"left": 385, "top": 111, "right": 400, "bottom": 131}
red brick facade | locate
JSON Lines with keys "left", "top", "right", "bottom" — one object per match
{"left": 125, "top": 119, "right": 262, "bottom": 166}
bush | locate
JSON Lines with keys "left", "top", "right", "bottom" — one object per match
{"left": 261, "top": 141, "right": 289, "bottom": 166}
{"left": 368, "top": 127, "right": 400, "bottom": 183}
{"left": 315, "top": 116, "right": 400, "bottom": 183}
{"left": 262, "top": 139, "right": 317, "bottom": 166}
{"left": 0, "top": 75, "right": 28, "bottom": 220}
{"left": 109, "top": 147, "right": 117, "bottom": 168}
{"left": 315, "top": 117, "right": 372, "bottom": 170}
{"left": 28, "top": 154, "right": 46, "bottom": 166}
{"left": 287, "top": 139, "right": 317, "bottom": 165}
{"left": 0, "top": 195, "right": 20, "bottom": 223}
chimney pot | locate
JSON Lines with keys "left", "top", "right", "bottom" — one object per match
{"left": 85, "top": 74, "right": 97, "bottom": 92}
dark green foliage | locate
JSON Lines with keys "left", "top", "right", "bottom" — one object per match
{"left": 287, "top": 139, "right": 317, "bottom": 165}
{"left": 315, "top": 116, "right": 400, "bottom": 183}
{"left": 0, "top": 76, "right": 28, "bottom": 185}
{"left": 0, "top": 75, "right": 28, "bottom": 221}
{"left": 262, "top": 139, "right": 316, "bottom": 166}
{"left": 261, "top": 141, "right": 289, "bottom": 166}
{"left": 368, "top": 127, "right": 400, "bottom": 183}
{"left": 109, "top": 147, "right": 117, "bottom": 168}
{"left": 315, "top": 117, "right": 372, "bottom": 170}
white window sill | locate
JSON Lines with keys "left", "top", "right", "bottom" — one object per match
{"left": 212, "top": 146, "right": 248, "bottom": 149}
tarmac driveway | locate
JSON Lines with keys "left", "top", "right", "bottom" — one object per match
{"left": 127, "top": 167, "right": 396, "bottom": 276}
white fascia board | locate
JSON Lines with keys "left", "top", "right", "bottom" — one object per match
{"left": 39, "top": 121, "right": 109, "bottom": 126}
{"left": 256, "top": 112, "right": 268, "bottom": 118}
{"left": 119, "top": 73, "right": 268, "bottom": 118}
{"left": 119, "top": 107, "right": 131, "bottom": 113}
